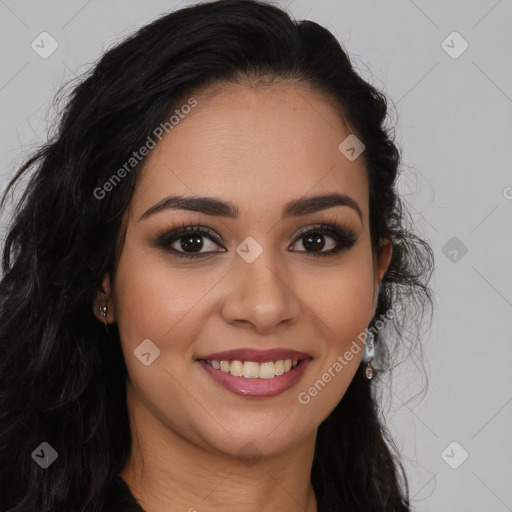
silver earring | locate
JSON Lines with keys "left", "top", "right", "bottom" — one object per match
{"left": 362, "top": 330, "right": 375, "bottom": 380}
{"left": 99, "top": 305, "right": 108, "bottom": 319}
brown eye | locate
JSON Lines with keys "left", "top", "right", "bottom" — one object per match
{"left": 153, "top": 222, "right": 356, "bottom": 260}
{"left": 290, "top": 224, "right": 357, "bottom": 257}
{"left": 154, "top": 225, "right": 225, "bottom": 259}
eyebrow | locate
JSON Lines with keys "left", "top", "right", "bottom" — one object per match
{"left": 137, "top": 192, "right": 362, "bottom": 223}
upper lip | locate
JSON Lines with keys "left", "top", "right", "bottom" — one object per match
{"left": 196, "top": 348, "right": 313, "bottom": 363}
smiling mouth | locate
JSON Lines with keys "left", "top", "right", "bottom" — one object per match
{"left": 201, "top": 358, "right": 305, "bottom": 379}
{"left": 197, "top": 355, "right": 312, "bottom": 398}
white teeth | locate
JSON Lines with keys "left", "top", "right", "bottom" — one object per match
{"left": 205, "top": 358, "right": 302, "bottom": 378}
{"left": 274, "top": 360, "right": 285, "bottom": 375}
{"left": 258, "top": 361, "right": 276, "bottom": 379}
{"left": 229, "top": 360, "right": 243, "bottom": 377}
{"left": 242, "top": 361, "right": 260, "bottom": 378}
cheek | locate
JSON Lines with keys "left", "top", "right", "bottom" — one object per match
{"left": 111, "top": 244, "right": 213, "bottom": 423}
{"left": 293, "top": 248, "right": 375, "bottom": 410}
{"left": 112, "top": 239, "right": 218, "bottom": 349}
{"left": 324, "top": 268, "right": 375, "bottom": 340}
{"left": 111, "top": 249, "right": 198, "bottom": 403}
{"left": 302, "top": 247, "right": 376, "bottom": 344}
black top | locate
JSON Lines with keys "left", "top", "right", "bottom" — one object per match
{"left": 107, "top": 475, "right": 146, "bottom": 512}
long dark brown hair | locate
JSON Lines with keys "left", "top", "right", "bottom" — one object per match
{"left": 0, "top": 1, "right": 434, "bottom": 510}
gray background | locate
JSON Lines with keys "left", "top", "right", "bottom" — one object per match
{"left": 1, "top": 1, "right": 511, "bottom": 510}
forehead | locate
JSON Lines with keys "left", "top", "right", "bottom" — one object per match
{"left": 131, "top": 82, "right": 369, "bottom": 224}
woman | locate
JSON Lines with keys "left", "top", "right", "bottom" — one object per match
{"left": 0, "top": 0, "right": 434, "bottom": 510}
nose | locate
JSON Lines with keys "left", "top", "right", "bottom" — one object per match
{"left": 220, "top": 250, "right": 301, "bottom": 334}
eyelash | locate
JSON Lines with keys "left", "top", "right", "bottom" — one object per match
{"left": 152, "top": 220, "right": 357, "bottom": 259}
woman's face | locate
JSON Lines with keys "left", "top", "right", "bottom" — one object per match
{"left": 100, "top": 81, "right": 392, "bottom": 459}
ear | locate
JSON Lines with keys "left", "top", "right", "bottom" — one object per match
{"left": 372, "top": 236, "right": 393, "bottom": 309}
{"left": 93, "top": 273, "right": 116, "bottom": 324}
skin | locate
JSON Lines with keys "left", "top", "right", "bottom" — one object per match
{"left": 94, "top": 81, "right": 392, "bottom": 512}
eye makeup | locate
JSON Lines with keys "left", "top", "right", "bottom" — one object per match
{"left": 150, "top": 216, "right": 358, "bottom": 260}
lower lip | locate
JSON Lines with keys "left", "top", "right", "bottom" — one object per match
{"left": 198, "top": 359, "right": 312, "bottom": 398}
